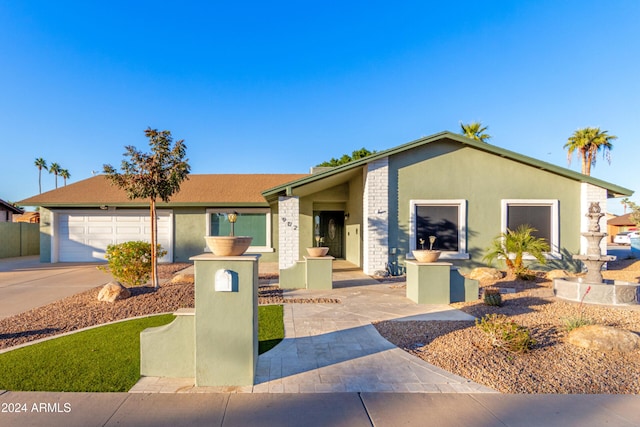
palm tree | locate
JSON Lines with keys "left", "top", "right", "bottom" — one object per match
{"left": 483, "top": 225, "right": 550, "bottom": 280}
{"left": 60, "top": 169, "right": 71, "bottom": 186}
{"left": 564, "top": 127, "right": 616, "bottom": 176}
{"left": 460, "top": 121, "right": 491, "bottom": 142}
{"left": 49, "top": 163, "right": 61, "bottom": 189}
{"left": 34, "top": 158, "right": 48, "bottom": 194}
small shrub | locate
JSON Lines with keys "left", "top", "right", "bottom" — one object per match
{"left": 98, "top": 241, "right": 167, "bottom": 287}
{"left": 483, "top": 287, "right": 503, "bottom": 307}
{"left": 562, "top": 315, "right": 594, "bottom": 332}
{"left": 476, "top": 314, "right": 536, "bottom": 353}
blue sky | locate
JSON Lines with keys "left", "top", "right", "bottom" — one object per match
{"left": 1, "top": 1, "right": 638, "bottom": 214}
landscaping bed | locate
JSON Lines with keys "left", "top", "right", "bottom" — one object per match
{"left": 375, "top": 259, "right": 640, "bottom": 394}
{"left": 0, "top": 264, "right": 337, "bottom": 351}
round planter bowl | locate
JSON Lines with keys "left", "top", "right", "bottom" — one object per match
{"left": 205, "top": 236, "right": 253, "bottom": 256}
{"left": 306, "top": 247, "right": 329, "bottom": 257}
{"left": 412, "top": 250, "right": 441, "bottom": 263}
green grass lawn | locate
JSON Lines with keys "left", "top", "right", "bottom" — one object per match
{"left": 0, "top": 305, "right": 284, "bottom": 392}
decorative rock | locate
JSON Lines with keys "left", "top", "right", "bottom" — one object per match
{"left": 567, "top": 325, "right": 640, "bottom": 353}
{"left": 468, "top": 267, "right": 503, "bottom": 281}
{"left": 546, "top": 269, "right": 570, "bottom": 280}
{"left": 97, "top": 281, "right": 131, "bottom": 303}
{"left": 170, "top": 273, "right": 194, "bottom": 284}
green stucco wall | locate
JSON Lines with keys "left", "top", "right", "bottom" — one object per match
{"left": 389, "top": 139, "right": 582, "bottom": 272}
{"left": 39, "top": 208, "right": 53, "bottom": 262}
{"left": 173, "top": 208, "right": 207, "bottom": 262}
{"left": 0, "top": 222, "right": 40, "bottom": 258}
{"left": 296, "top": 179, "right": 363, "bottom": 262}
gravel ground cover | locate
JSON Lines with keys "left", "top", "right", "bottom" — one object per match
{"left": 375, "top": 259, "right": 640, "bottom": 394}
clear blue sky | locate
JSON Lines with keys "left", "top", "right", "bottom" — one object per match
{"left": 1, "top": 1, "right": 638, "bottom": 214}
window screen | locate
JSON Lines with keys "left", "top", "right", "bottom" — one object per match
{"left": 507, "top": 205, "right": 551, "bottom": 243}
{"left": 210, "top": 213, "right": 267, "bottom": 246}
{"left": 415, "top": 205, "right": 459, "bottom": 251}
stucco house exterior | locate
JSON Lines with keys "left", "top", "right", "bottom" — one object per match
{"left": 20, "top": 131, "right": 633, "bottom": 274}
{"left": 0, "top": 198, "right": 23, "bottom": 222}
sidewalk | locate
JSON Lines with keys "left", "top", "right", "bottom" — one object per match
{"left": 1, "top": 391, "right": 639, "bottom": 427}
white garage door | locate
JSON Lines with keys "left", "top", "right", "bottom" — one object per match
{"left": 56, "top": 210, "right": 173, "bottom": 262}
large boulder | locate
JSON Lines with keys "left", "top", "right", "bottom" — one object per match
{"left": 97, "top": 281, "right": 131, "bottom": 303}
{"left": 546, "top": 269, "right": 570, "bottom": 280}
{"left": 468, "top": 267, "right": 503, "bottom": 281}
{"left": 567, "top": 325, "right": 640, "bottom": 353}
{"left": 170, "top": 273, "right": 194, "bottom": 284}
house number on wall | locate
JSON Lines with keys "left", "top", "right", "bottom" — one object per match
{"left": 281, "top": 217, "right": 298, "bottom": 230}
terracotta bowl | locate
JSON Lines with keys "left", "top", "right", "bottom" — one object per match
{"left": 205, "top": 236, "right": 253, "bottom": 256}
{"left": 412, "top": 250, "right": 441, "bottom": 263}
{"left": 306, "top": 247, "right": 329, "bottom": 257}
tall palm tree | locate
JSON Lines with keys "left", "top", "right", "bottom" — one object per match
{"left": 460, "top": 121, "right": 491, "bottom": 142}
{"left": 34, "top": 158, "right": 48, "bottom": 194}
{"left": 49, "top": 162, "right": 61, "bottom": 189}
{"left": 564, "top": 127, "right": 616, "bottom": 175}
{"left": 60, "top": 169, "right": 71, "bottom": 186}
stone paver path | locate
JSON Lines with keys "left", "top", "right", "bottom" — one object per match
{"left": 132, "top": 269, "right": 495, "bottom": 394}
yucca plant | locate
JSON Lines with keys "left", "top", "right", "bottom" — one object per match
{"left": 483, "top": 225, "right": 550, "bottom": 280}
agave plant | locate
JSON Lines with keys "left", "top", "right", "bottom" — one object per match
{"left": 483, "top": 225, "right": 550, "bottom": 279}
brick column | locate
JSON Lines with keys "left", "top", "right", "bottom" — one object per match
{"left": 363, "top": 157, "right": 389, "bottom": 275}
{"left": 278, "top": 196, "right": 300, "bottom": 270}
{"left": 580, "top": 183, "right": 608, "bottom": 255}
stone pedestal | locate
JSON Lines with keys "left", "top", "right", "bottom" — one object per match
{"left": 406, "top": 261, "right": 452, "bottom": 304}
{"left": 192, "top": 254, "right": 259, "bottom": 386}
{"left": 305, "top": 256, "right": 335, "bottom": 290}
{"left": 140, "top": 253, "right": 260, "bottom": 387}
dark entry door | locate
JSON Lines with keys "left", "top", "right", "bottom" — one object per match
{"left": 315, "top": 211, "right": 344, "bottom": 258}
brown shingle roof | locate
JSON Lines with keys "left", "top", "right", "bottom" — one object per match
{"left": 18, "top": 174, "right": 308, "bottom": 207}
{"left": 607, "top": 213, "right": 636, "bottom": 226}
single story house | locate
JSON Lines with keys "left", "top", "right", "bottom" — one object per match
{"left": 20, "top": 131, "right": 633, "bottom": 274}
{"left": 607, "top": 213, "right": 638, "bottom": 242}
{"left": 0, "top": 198, "right": 23, "bottom": 222}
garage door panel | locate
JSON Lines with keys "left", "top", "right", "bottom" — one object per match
{"left": 57, "top": 211, "right": 173, "bottom": 263}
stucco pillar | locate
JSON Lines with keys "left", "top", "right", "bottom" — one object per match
{"left": 363, "top": 157, "right": 389, "bottom": 275}
{"left": 278, "top": 196, "right": 300, "bottom": 270}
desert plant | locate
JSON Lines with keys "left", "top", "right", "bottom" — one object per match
{"left": 483, "top": 224, "right": 550, "bottom": 280}
{"left": 98, "top": 241, "right": 167, "bottom": 287}
{"left": 483, "top": 287, "right": 503, "bottom": 307}
{"left": 476, "top": 313, "right": 536, "bottom": 353}
{"left": 562, "top": 285, "right": 594, "bottom": 332}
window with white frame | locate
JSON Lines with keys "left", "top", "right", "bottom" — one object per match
{"left": 409, "top": 199, "right": 468, "bottom": 259}
{"left": 501, "top": 199, "right": 559, "bottom": 256}
{"left": 206, "top": 208, "right": 273, "bottom": 252}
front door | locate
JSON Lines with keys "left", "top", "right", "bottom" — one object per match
{"left": 314, "top": 211, "right": 344, "bottom": 258}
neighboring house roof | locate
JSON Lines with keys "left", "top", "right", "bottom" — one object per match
{"left": 0, "top": 198, "right": 23, "bottom": 214}
{"left": 18, "top": 174, "right": 309, "bottom": 207}
{"left": 261, "top": 131, "right": 634, "bottom": 199}
{"left": 607, "top": 213, "right": 636, "bottom": 226}
{"left": 14, "top": 211, "right": 40, "bottom": 223}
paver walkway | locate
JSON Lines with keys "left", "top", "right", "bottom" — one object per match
{"left": 132, "top": 267, "right": 495, "bottom": 393}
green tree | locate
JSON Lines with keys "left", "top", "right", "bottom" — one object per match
{"left": 49, "top": 162, "right": 61, "bottom": 189}
{"left": 60, "top": 169, "right": 71, "bottom": 186}
{"left": 316, "top": 148, "right": 377, "bottom": 167}
{"left": 460, "top": 121, "right": 491, "bottom": 142}
{"left": 103, "top": 128, "right": 190, "bottom": 289}
{"left": 34, "top": 158, "right": 47, "bottom": 194}
{"left": 625, "top": 200, "right": 640, "bottom": 227}
{"left": 483, "top": 225, "right": 550, "bottom": 280}
{"left": 564, "top": 127, "right": 616, "bottom": 176}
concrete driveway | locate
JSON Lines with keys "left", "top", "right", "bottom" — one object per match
{"left": 0, "top": 256, "right": 113, "bottom": 319}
